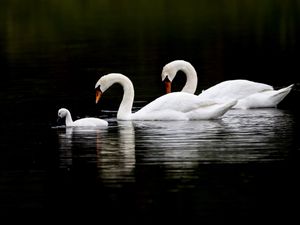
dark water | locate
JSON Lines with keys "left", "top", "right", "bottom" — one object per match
{"left": 1, "top": 0, "right": 300, "bottom": 223}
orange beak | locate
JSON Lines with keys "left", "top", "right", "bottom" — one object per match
{"left": 95, "top": 89, "right": 102, "bottom": 104}
{"left": 164, "top": 78, "right": 172, "bottom": 94}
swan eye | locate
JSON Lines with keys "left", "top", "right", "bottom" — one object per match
{"left": 95, "top": 85, "right": 101, "bottom": 91}
{"left": 164, "top": 75, "right": 171, "bottom": 82}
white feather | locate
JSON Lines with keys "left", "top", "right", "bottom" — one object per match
{"left": 58, "top": 108, "right": 108, "bottom": 127}
{"left": 95, "top": 73, "right": 235, "bottom": 121}
{"left": 161, "top": 60, "right": 293, "bottom": 109}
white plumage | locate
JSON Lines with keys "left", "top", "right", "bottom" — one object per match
{"left": 161, "top": 60, "right": 293, "bottom": 109}
{"left": 95, "top": 73, "right": 236, "bottom": 120}
{"left": 58, "top": 108, "right": 108, "bottom": 127}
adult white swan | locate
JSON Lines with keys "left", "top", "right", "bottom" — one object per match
{"left": 58, "top": 108, "right": 108, "bottom": 127}
{"left": 161, "top": 60, "right": 294, "bottom": 109}
{"left": 95, "top": 73, "right": 236, "bottom": 120}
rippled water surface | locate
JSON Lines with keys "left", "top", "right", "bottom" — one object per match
{"left": 58, "top": 109, "right": 295, "bottom": 169}
{"left": 49, "top": 108, "right": 300, "bottom": 223}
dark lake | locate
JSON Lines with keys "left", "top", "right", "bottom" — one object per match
{"left": 0, "top": 0, "right": 300, "bottom": 223}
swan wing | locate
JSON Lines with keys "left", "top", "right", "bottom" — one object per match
{"left": 72, "top": 118, "right": 108, "bottom": 127}
{"left": 131, "top": 92, "right": 233, "bottom": 120}
{"left": 135, "top": 92, "right": 217, "bottom": 114}
{"left": 199, "top": 79, "right": 273, "bottom": 101}
{"left": 132, "top": 109, "right": 189, "bottom": 120}
{"left": 187, "top": 100, "right": 237, "bottom": 119}
{"left": 234, "top": 84, "right": 293, "bottom": 109}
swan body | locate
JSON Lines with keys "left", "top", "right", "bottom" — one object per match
{"left": 58, "top": 108, "right": 108, "bottom": 127}
{"left": 95, "top": 73, "right": 236, "bottom": 120}
{"left": 162, "top": 60, "right": 294, "bottom": 109}
{"left": 232, "top": 84, "right": 294, "bottom": 109}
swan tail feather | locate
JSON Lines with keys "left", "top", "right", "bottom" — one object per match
{"left": 270, "top": 84, "right": 294, "bottom": 105}
{"left": 187, "top": 100, "right": 236, "bottom": 120}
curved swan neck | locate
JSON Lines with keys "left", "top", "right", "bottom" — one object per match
{"left": 115, "top": 74, "right": 134, "bottom": 120}
{"left": 65, "top": 110, "right": 74, "bottom": 126}
{"left": 179, "top": 61, "right": 198, "bottom": 94}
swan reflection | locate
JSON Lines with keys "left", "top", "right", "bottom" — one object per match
{"left": 57, "top": 122, "right": 136, "bottom": 185}
{"left": 57, "top": 109, "right": 294, "bottom": 182}
{"left": 132, "top": 120, "right": 224, "bottom": 172}
{"left": 96, "top": 121, "right": 136, "bottom": 184}
{"left": 133, "top": 109, "right": 294, "bottom": 166}
{"left": 57, "top": 127, "right": 108, "bottom": 169}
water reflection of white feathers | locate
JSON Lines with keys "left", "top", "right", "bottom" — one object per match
{"left": 133, "top": 120, "right": 224, "bottom": 171}
{"left": 132, "top": 108, "right": 294, "bottom": 167}
{"left": 57, "top": 127, "right": 73, "bottom": 168}
{"left": 96, "top": 121, "right": 136, "bottom": 184}
{"left": 57, "top": 108, "right": 294, "bottom": 182}
{"left": 57, "top": 127, "right": 108, "bottom": 169}
{"left": 57, "top": 122, "right": 136, "bottom": 184}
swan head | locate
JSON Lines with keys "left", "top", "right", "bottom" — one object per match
{"left": 95, "top": 75, "right": 110, "bottom": 104}
{"left": 58, "top": 108, "right": 69, "bottom": 118}
{"left": 161, "top": 60, "right": 191, "bottom": 93}
{"left": 162, "top": 61, "right": 183, "bottom": 82}
{"left": 95, "top": 85, "right": 102, "bottom": 104}
{"left": 95, "top": 73, "right": 129, "bottom": 104}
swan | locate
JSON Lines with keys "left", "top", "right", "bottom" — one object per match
{"left": 57, "top": 108, "right": 108, "bottom": 127}
{"left": 161, "top": 60, "right": 294, "bottom": 109}
{"left": 95, "top": 73, "right": 236, "bottom": 120}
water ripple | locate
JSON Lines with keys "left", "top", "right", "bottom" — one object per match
{"left": 56, "top": 109, "right": 295, "bottom": 184}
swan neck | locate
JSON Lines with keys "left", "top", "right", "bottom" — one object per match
{"left": 65, "top": 112, "right": 74, "bottom": 126}
{"left": 117, "top": 77, "right": 134, "bottom": 120}
{"left": 180, "top": 63, "right": 198, "bottom": 94}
